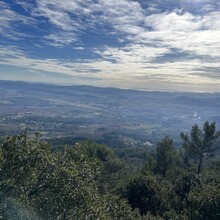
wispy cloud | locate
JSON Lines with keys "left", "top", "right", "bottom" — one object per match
{"left": 96, "top": 44, "right": 170, "bottom": 63}
{"left": 43, "top": 32, "right": 78, "bottom": 47}
{"left": 0, "top": 0, "right": 220, "bottom": 92}
{"left": 140, "top": 11, "right": 220, "bottom": 58}
{"left": 0, "top": 1, "right": 36, "bottom": 40}
{"left": 32, "top": 0, "right": 94, "bottom": 46}
{"left": 16, "top": 0, "right": 34, "bottom": 13}
{"left": 1, "top": 46, "right": 219, "bottom": 89}
{"left": 0, "top": 46, "right": 99, "bottom": 78}
{"left": 14, "top": 0, "right": 220, "bottom": 60}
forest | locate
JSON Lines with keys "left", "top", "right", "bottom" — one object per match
{"left": 0, "top": 121, "right": 219, "bottom": 219}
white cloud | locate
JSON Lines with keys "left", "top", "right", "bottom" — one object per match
{"left": 0, "top": 1, "right": 36, "bottom": 40}
{"left": 34, "top": 4, "right": 78, "bottom": 31}
{"left": 145, "top": 12, "right": 202, "bottom": 32}
{"left": 0, "top": 46, "right": 99, "bottom": 78}
{"left": 30, "top": 0, "right": 101, "bottom": 48}
{"left": 97, "top": 0, "right": 144, "bottom": 25}
{"left": 16, "top": 0, "right": 34, "bottom": 12}
{"left": 0, "top": 0, "right": 220, "bottom": 91}
{"left": 1, "top": 46, "right": 219, "bottom": 90}
{"left": 0, "top": 44, "right": 220, "bottom": 91}
{"left": 119, "top": 11, "right": 220, "bottom": 60}
{"left": 33, "top": 0, "right": 145, "bottom": 46}
{"left": 44, "top": 32, "right": 78, "bottom": 47}
{"left": 96, "top": 44, "right": 170, "bottom": 63}
{"left": 32, "top": 0, "right": 220, "bottom": 60}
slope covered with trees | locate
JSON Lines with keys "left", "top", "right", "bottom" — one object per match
{"left": 0, "top": 122, "right": 219, "bottom": 219}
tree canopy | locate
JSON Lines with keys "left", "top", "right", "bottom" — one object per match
{"left": 0, "top": 121, "right": 219, "bottom": 219}
{"left": 180, "top": 121, "right": 220, "bottom": 174}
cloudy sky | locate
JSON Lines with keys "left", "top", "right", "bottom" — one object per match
{"left": 0, "top": 0, "right": 220, "bottom": 92}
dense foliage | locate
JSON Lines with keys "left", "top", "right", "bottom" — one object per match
{"left": 0, "top": 121, "right": 219, "bottom": 219}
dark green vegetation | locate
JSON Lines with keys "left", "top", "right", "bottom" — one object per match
{"left": 0, "top": 121, "right": 219, "bottom": 219}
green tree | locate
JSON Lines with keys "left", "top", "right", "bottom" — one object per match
{"left": 188, "top": 181, "right": 220, "bottom": 219}
{"left": 171, "top": 172, "right": 201, "bottom": 215}
{"left": 156, "top": 136, "right": 176, "bottom": 178}
{"left": 0, "top": 132, "right": 142, "bottom": 219}
{"left": 0, "top": 131, "right": 53, "bottom": 219}
{"left": 180, "top": 121, "right": 220, "bottom": 174}
{"left": 0, "top": 131, "right": 52, "bottom": 200}
{"left": 120, "top": 175, "right": 169, "bottom": 217}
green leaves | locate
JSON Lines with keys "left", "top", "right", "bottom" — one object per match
{"left": 180, "top": 121, "right": 220, "bottom": 174}
{"left": 0, "top": 133, "right": 141, "bottom": 219}
{"left": 156, "top": 136, "right": 176, "bottom": 178}
{"left": 188, "top": 183, "right": 220, "bottom": 220}
{"left": 120, "top": 175, "right": 169, "bottom": 217}
{"left": 0, "top": 122, "right": 219, "bottom": 219}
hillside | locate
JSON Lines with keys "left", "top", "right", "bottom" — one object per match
{"left": 0, "top": 80, "right": 220, "bottom": 147}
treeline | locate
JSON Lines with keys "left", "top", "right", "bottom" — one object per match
{"left": 0, "top": 121, "right": 219, "bottom": 219}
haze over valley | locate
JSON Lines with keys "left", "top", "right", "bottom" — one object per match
{"left": 1, "top": 80, "right": 219, "bottom": 148}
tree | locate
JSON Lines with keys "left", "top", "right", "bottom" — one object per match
{"left": 0, "top": 132, "right": 142, "bottom": 219}
{"left": 171, "top": 172, "right": 201, "bottom": 214}
{"left": 0, "top": 131, "right": 52, "bottom": 200}
{"left": 0, "top": 131, "right": 53, "bottom": 219}
{"left": 156, "top": 136, "right": 176, "bottom": 178}
{"left": 180, "top": 121, "right": 220, "bottom": 174}
{"left": 120, "top": 175, "right": 169, "bottom": 216}
{"left": 188, "top": 180, "right": 220, "bottom": 219}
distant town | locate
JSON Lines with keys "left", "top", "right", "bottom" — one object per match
{"left": 0, "top": 80, "right": 220, "bottom": 148}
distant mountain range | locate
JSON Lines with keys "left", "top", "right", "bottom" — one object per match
{"left": 0, "top": 80, "right": 219, "bottom": 146}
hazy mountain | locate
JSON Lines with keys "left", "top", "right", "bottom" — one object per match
{"left": 0, "top": 80, "right": 219, "bottom": 147}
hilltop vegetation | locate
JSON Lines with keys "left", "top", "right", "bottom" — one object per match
{"left": 0, "top": 121, "right": 220, "bottom": 219}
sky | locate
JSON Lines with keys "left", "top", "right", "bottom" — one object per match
{"left": 0, "top": 0, "right": 220, "bottom": 92}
